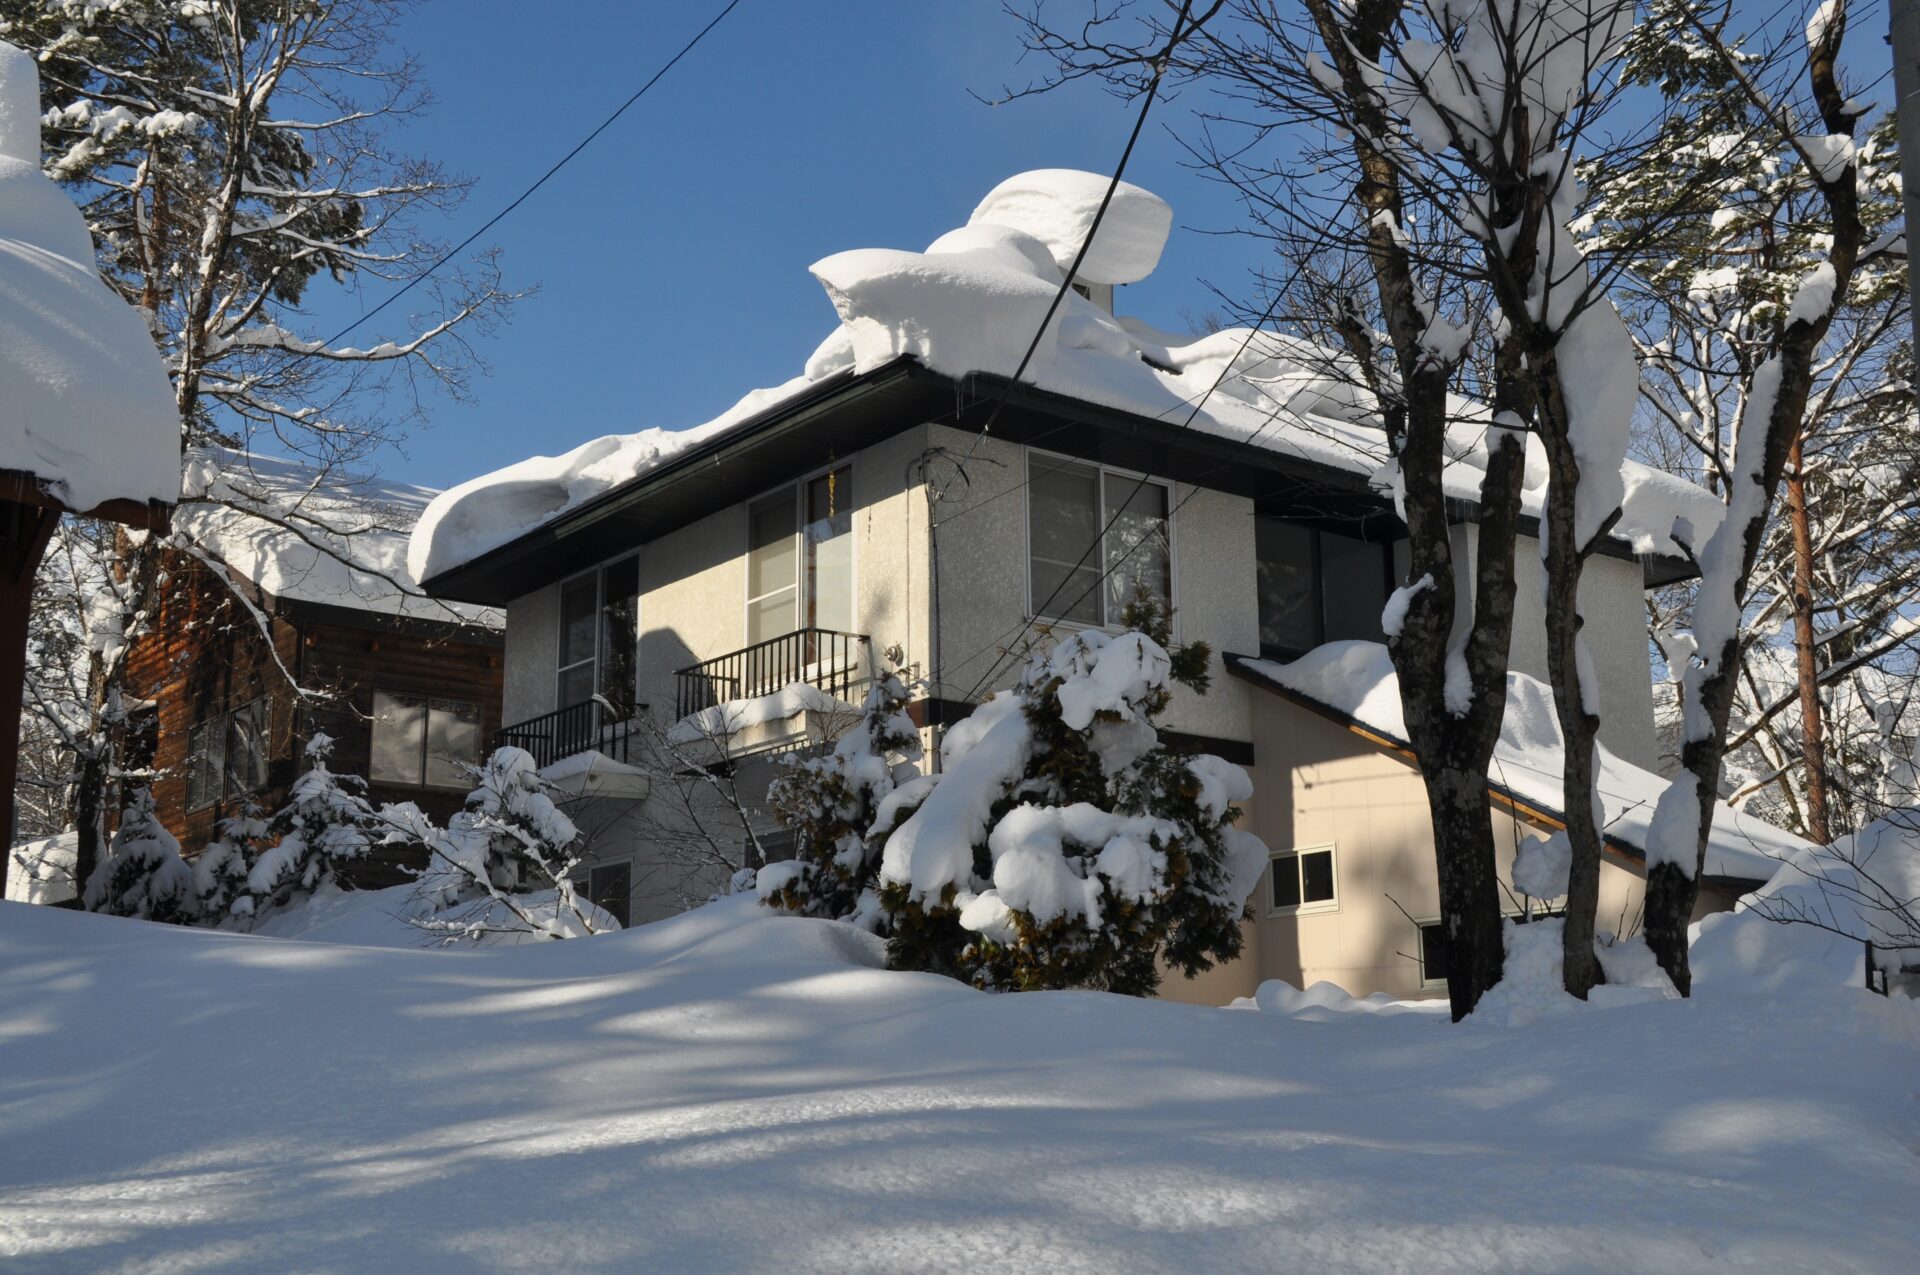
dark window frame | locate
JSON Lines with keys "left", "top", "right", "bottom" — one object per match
{"left": 1025, "top": 451, "right": 1173, "bottom": 629}
{"left": 185, "top": 697, "right": 270, "bottom": 812}
{"left": 555, "top": 553, "right": 643, "bottom": 713}
{"left": 571, "top": 860, "right": 633, "bottom": 929}
{"left": 744, "top": 462, "right": 856, "bottom": 649}
{"left": 370, "top": 691, "right": 483, "bottom": 791}
{"left": 1256, "top": 516, "right": 1395, "bottom": 662}
{"left": 1268, "top": 844, "right": 1338, "bottom": 915}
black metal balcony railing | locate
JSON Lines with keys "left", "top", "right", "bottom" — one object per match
{"left": 493, "top": 699, "right": 638, "bottom": 769}
{"left": 674, "top": 629, "right": 870, "bottom": 720}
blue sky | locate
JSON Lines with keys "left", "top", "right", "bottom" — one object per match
{"left": 311, "top": 1, "right": 1255, "bottom": 489}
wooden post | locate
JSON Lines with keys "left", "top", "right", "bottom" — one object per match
{"left": 1, "top": 496, "right": 60, "bottom": 884}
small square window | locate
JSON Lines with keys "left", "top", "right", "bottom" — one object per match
{"left": 1268, "top": 845, "right": 1337, "bottom": 914}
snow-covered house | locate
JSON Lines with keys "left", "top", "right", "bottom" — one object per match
{"left": 125, "top": 452, "right": 504, "bottom": 871}
{"left": 411, "top": 169, "right": 1804, "bottom": 997}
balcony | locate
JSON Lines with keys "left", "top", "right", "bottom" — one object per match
{"left": 670, "top": 629, "right": 872, "bottom": 758}
{"left": 493, "top": 700, "right": 650, "bottom": 800}
{"left": 673, "top": 628, "right": 871, "bottom": 720}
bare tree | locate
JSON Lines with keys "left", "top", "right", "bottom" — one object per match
{"left": 1639, "top": 2, "right": 1884, "bottom": 992}
{"left": 3, "top": 0, "right": 515, "bottom": 886}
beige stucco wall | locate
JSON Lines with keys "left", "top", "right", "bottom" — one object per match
{"left": 924, "top": 424, "right": 1259, "bottom": 746}
{"left": 1162, "top": 693, "right": 1737, "bottom": 1006}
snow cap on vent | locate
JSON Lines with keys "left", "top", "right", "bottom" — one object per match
{"left": 968, "top": 168, "right": 1172, "bottom": 285}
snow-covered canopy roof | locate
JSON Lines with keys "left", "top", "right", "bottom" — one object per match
{"left": 409, "top": 167, "right": 1721, "bottom": 586}
{"left": 1231, "top": 642, "right": 1805, "bottom": 884}
{"left": 177, "top": 450, "right": 501, "bottom": 627}
{"left": 0, "top": 42, "right": 178, "bottom": 515}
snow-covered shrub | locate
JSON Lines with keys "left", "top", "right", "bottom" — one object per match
{"left": 388, "top": 747, "right": 607, "bottom": 940}
{"left": 194, "top": 803, "right": 267, "bottom": 920}
{"left": 878, "top": 600, "right": 1269, "bottom": 995}
{"left": 760, "top": 670, "right": 923, "bottom": 929}
{"left": 245, "top": 734, "right": 379, "bottom": 913}
{"left": 82, "top": 788, "right": 196, "bottom": 923}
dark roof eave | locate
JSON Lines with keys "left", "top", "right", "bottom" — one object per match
{"left": 421, "top": 355, "right": 1696, "bottom": 603}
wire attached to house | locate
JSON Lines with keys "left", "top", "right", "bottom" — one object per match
{"left": 318, "top": 0, "right": 745, "bottom": 351}
{"left": 947, "top": 274, "right": 1301, "bottom": 705}
{"left": 932, "top": 0, "right": 1202, "bottom": 498}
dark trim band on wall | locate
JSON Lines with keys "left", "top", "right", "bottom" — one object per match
{"left": 905, "top": 696, "right": 1256, "bottom": 766}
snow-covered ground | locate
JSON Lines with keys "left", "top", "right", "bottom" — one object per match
{"left": 2, "top": 894, "right": 1916, "bottom": 1273}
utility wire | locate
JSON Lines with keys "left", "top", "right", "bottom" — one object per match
{"left": 951, "top": 274, "right": 1301, "bottom": 704}
{"left": 935, "top": 0, "right": 1201, "bottom": 489}
{"left": 319, "top": 0, "right": 745, "bottom": 350}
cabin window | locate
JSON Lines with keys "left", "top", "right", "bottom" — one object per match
{"left": 371, "top": 692, "right": 481, "bottom": 789}
{"left": 556, "top": 556, "right": 641, "bottom": 711}
{"left": 186, "top": 698, "right": 269, "bottom": 811}
{"left": 746, "top": 464, "right": 853, "bottom": 646}
{"left": 1255, "top": 517, "right": 1392, "bottom": 661}
{"left": 1269, "top": 844, "right": 1338, "bottom": 914}
{"left": 571, "top": 860, "right": 633, "bottom": 928}
{"left": 1027, "top": 454, "right": 1170, "bottom": 626}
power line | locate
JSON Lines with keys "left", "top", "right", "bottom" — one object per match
{"left": 949, "top": 276, "right": 1301, "bottom": 704}
{"left": 319, "top": 0, "right": 745, "bottom": 351}
{"left": 934, "top": 0, "right": 1201, "bottom": 491}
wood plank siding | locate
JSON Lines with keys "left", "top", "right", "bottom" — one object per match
{"left": 124, "top": 548, "right": 502, "bottom": 877}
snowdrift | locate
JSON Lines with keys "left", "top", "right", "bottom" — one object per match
{"left": 2, "top": 893, "right": 1916, "bottom": 1272}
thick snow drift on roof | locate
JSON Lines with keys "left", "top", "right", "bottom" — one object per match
{"left": 967, "top": 168, "right": 1172, "bottom": 284}
{"left": 411, "top": 167, "right": 1724, "bottom": 582}
{"left": 0, "top": 42, "right": 178, "bottom": 513}
{"left": 1241, "top": 641, "right": 1806, "bottom": 881}
{"left": 407, "top": 375, "right": 812, "bottom": 583}
{"left": 178, "top": 449, "right": 499, "bottom": 626}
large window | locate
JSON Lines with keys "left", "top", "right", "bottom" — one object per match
{"left": 185, "top": 699, "right": 269, "bottom": 811}
{"left": 1269, "top": 844, "right": 1338, "bottom": 915}
{"left": 371, "top": 692, "right": 481, "bottom": 789}
{"left": 1256, "top": 517, "right": 1392, "bottom": 661}
{"left": 571, "top": 860, "right": 632, "bottom": 928}
{"left": 746, "top": 465, "right": 853, "bottom": 646}
{"left": 1027, "top": 454, "right": 1171, "bottom": 626}
{"left": 557, "top": 556, "right": 641, "bottom": 711}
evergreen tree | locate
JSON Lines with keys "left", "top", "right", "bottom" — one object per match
{"left": 876, "top": 600, "right": 1268, "bottom": 995}
{"left": 392, "top": 747, "right": 605, "bottom": 939}
{"left": 245, "top": 734, "right": 378, "bottom": 912}
{"left": 193, "top": 802, "right": 268, "bottom": 921}
{"left": 82, "top": 787, "right": 195, "bottom": 923}
{"left": 760, "top": 669, "right": 924, "bottom": 930}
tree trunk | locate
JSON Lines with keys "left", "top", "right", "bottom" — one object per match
{"left": 1785, "top": 434, "right": 1830, "bottom": 844}
{"left": 1534, "top": 377, "right": 1609, "bottom": 998}
{"left": 1426, "top": 762, "right": 1507, "bottom": 1016}
{"left": 1, "top": 499, "right": 60, "bottom": 891}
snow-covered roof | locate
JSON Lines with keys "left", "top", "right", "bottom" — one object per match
{"left": 1230, "top": 642, "right": 1806, "bottom": 883}
{"left": 0, "top": 42, "right": 178, "bottom": 515}
{"left": 176, "top": 449, "right": 501, "bottom": 627}
{"left": 409, "top": 167, "right": 1723, "bottom": 585}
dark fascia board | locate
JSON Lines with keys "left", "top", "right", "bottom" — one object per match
{"left": 943, "top": 372, "right": 1685, "bottom": 576}
{"left": 420, "top": 359, "right": 953, "bottom": 605}
{"left": 279, "top": 595, "right": 504, "bottom": 646}
{"left": 1224, "top": 653, "right": 1767, "bottom": 889}
{"left": 422, "top": 355, "right": 1692, "bottom": 603}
